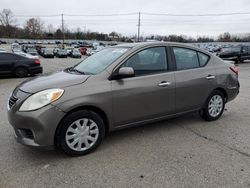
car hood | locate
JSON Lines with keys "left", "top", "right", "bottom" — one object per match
{"left": 18, "top": 71, "right": 90, "bottom": 93}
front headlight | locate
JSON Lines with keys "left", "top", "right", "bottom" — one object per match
{"left": 19, "top": 89, "right": 64, "bottom": 112}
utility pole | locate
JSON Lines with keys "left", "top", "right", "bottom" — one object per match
{"left": 137, "top": 12, "right": 141, "bottom": 42}
{"left": 61, "top": 13, "right": 65, "bottom": 48}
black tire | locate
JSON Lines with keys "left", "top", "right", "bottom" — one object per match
{"left": 200, "top": 90, "right": 225, "bottom": 121}
{"left": 15, "top": 67, "right": 28, "bottom": 78}
{"left": 56, "top": 110, "right": 105, "bottom": 156}
{"left": 236, "top": 57, "right": 243, "bottom": 64}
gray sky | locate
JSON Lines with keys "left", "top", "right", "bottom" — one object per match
{"left": 1, "top": 0, "right": 250, "bottom": 38}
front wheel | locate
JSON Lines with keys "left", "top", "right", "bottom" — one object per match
{"left": 200, "top": 90, "right": 225, "bottom": 121}
{"left": 56, "top": 110, "right": 105, "bottom": 156}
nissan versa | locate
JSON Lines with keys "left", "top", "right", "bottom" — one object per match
{"left": 7, "top": 42, "right": 239, "bottom": 156}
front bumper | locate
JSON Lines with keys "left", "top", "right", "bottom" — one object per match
{"left": 43, "top": 54, "right": 54, "bottom": 58}
{"left": 57, "top": 54, "right": 67, "bottom": 58}
{"left": 7, "top": 90, "right": 65, "bottom": 149}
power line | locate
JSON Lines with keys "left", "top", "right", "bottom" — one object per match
{"left": 64, "top": 12, "right": 138, "bottom": 17}
{"left": 11, "top": 11, "right": 250, "bottom": 38}
{"left": 14, "top": 14, "right": 60, "bottom": 17}
{"left": 142, "top": 12, "right": 250, "bottom": 17}
{"left": 14, "top": 11, "right": 250, "bottom": 18}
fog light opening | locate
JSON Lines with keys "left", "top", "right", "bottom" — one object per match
{"left": 18, "top": 129, "right": 34, "bottom": 139}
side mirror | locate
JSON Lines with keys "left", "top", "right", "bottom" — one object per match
{"left": 116, "top": 67, "right": 135, "bottom": 79}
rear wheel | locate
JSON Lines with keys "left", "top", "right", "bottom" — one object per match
{"left": 235, "top": 57, "right": 243, "bottom": 64}
{"left": 15, "top": 67, "right": 28, "bottom": 78}
{"left": 200, "top": 90, "right": 225, "bottom": 121}
{"left": 56, "top": 110, "right": 105, "bottom": 156}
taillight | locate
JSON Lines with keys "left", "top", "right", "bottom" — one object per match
{"left": 35, "top": 59, "right": 40, "bottom": 65}
{"left": 230, "top": 65, "right": 239, "bottom": 76}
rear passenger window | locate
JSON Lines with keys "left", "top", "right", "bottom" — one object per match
{"left": 198, "top": 52, "right": 209, "bottom": 67}
{"left": 173, "top": 47, "right": 199, "bottom": 70}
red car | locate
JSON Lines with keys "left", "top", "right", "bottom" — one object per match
{"left": 79, "top": 47, "right": 87, "bottom": 55}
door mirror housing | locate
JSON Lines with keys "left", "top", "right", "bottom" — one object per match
{"left": 119, "top": 67, "right": 135, "bottom": 77}
{"left": 112, "top": 67, "right": 135, "bottom": 79}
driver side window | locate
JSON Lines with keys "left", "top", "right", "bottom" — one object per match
{"left": 122, "top": 47, "right": 168, "bottom": 76}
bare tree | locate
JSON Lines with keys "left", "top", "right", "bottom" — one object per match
{"left": 24, "top": 18, "right": 44, "bottom": 39}
{"left": 47, "top": 24, "right": 55, "bottom": 33}
{"left": 0, "top": 9, "right": 16, "bottom": 37}
{"left": 218, "top": 32, "right": 232, "bottom": 42}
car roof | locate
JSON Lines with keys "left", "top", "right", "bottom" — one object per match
{"left": 116, "top": 42, "right": 211, "bottom": 55}
{"left": 116, "top": 42, "right": 192, "bottom": 48}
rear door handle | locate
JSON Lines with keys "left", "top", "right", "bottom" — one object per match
{"left": 158, "top": 81, "right": 171, "bottom": 87}
{"left": 206, "top": 75, "right": 215, "bottom": 80}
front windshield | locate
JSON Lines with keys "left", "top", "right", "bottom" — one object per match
{"left": 73, "top": 47, "right": 129, "bottom": 74}
{"left": 59, "top": 49, "right": 66, "bottom": 53}
{"left": 13, "top": 48, "right": 21, "bottom": 52}
{"left": 45, "top": 49, "right": 53, "bottom": 53}
{"left": 73, "top": 49, "right": 80, "bottom": 53}
{"left": 27, "top": 48, "right": 36, "bottom": 52}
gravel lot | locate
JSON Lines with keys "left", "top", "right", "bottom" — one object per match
{"left": 0, "top": 56, "right": 250, "bottom": 188}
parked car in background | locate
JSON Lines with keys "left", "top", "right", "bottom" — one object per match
{"left": 39, "top": 47, "right": 46, "bottom": 56}
{"left": 53, "top": 47, "right": 60, "bottom": 56}
{"left": 12, "top": 47, "right": 22, "bottom": 53}
{"left": 0, "top": 52, "right": 42, "bottom": 77}
{"left": 217, "top": 45, "right": 250, "bottom": 63}
{"left": 66, "top": 48, "right": 74, "bottom": 56}
{"left": 11, "top": 43, "right": 20, "bottom": 50}
{"left": 79, "top": 47, "right": 87, "bottom": 55}
{"left": 26, "top": 48, "right": 38, "bottom": 56}
{"left": 42, "top": 48, "right": 54, "bottom": 58}
{"left": 70, "top": 49, "right": 81, "bottom": 58}
{"left": 7, "top": 42, "right": 239, "bottom": 156}
{"left": 14, "top": 52, "right": 39, "bottom": 59}
{"left": 0, "top": 40, "right": 7, "bottom": 44}
{"left": 56, "top": 49, "right": 67, "bottom": 58}
{"left": 35, "top": 45, "right": 45, "bottom": 55}
{"left": 78, "top": 41, "right": 92, "bottom": 48}
{"left": 87, "top": 46, "right": 105, "bottom": 56}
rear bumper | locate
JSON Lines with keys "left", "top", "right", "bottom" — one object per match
{"left": 226, "top": 81, "right": 240, "bottom": 102}
{"left": 28, "top": 66, "right": 43, "bottom": 75}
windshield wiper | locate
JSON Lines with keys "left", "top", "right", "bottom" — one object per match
{"left": 71, "top": 68, "right": 85, "bottom": 75}
{"left": 65, "top": 67, "right": 93, "bottom": 75}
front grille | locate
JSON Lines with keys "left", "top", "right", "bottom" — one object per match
{"left": 9, "top": 94, "right": 18, "bottom": 109}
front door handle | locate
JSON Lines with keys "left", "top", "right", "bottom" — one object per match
{"left": 206, "top": 75, "right": 215, "bottom": 80}
{"left": 158, "top": 81, "right": 171, "bottom": 87}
